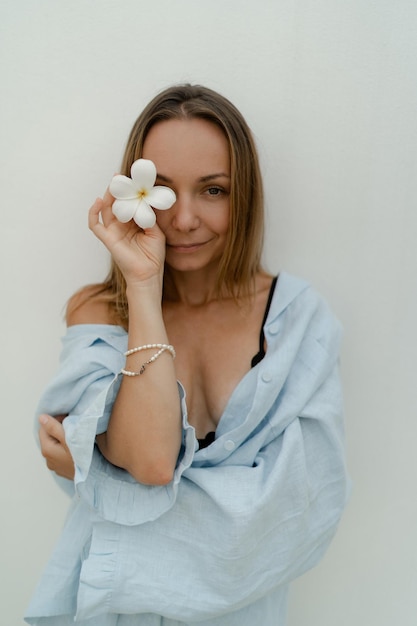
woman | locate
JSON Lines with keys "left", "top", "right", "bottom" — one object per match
{"left": 26, "top": 84, "right": 349, "bottom": 625}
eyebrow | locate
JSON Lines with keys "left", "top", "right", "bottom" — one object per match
{"left": 156, "top": 172, "right": 230, "bottom": 184}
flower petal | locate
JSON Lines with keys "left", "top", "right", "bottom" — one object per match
{"left": 112, "top": 198, "right": 138, "bottom": 222}
{"left": 109, "top": 175, "right": 137, "bottom": 199}
{"left": 147, "top": 186, "right": 176, "bottom": 210}
{"left": 130, "top": 159, "right": 156, "bottom": 191}
{"left": 133, "top": 200, "right": 156, "bottom": 228}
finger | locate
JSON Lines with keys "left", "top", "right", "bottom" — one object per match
{"left": 103, "top": 185, "right": 115, "bottom": 205}
{"left": 39, "top": 414, "right": 66, "bottom": 443}
{"left": 101, "top": 187, "right": 117, "bottom": 227}
{"left": 53, "top": 414, "right": 67, "bottom": 424}
{"left": 141, "top": 221, "right": 167, "bottom": 249}
{"left": 88, "top": 197, "right": 103, "bottom": 224}
{"left": 38, "top": 423, "right": 51, "bottom": 450}
{"left": 39, "top": 424, "right": 60, "bottom": 460}
{"left": 143, "top": 220, "right": 163, "bottom": 237}
{"left": 89, "top": 192, "right": 126, "bottom": 235}
{"left": 39, "top": 433, "right": 75, "bottom": 478}
{"left": 88, "top": 198, "right": 108, "bottom": 241}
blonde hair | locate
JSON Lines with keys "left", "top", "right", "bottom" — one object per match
{"left": 77, "top": 84, "right": 265, "bottom": 325}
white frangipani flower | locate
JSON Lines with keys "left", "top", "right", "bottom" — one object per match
{"left": 110, "top": 159, "right": 176, "bottom": 229}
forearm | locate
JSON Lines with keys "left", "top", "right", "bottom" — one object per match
{"left": 97, "top": 278, "right": 182, "bottom": 485}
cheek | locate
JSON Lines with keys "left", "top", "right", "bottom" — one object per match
{"left": 216, "top": 206, "right": 230, "bottom": 235}
{"left": 203, "top": 197, "right": 230, "bottom": 234}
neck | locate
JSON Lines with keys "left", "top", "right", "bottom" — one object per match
{"left": 163, "top": 265, "right": 227, "bottom": 306}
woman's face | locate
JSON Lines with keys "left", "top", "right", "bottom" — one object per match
{"left": 142, "top": 117, "right": 231, "bottom": 274}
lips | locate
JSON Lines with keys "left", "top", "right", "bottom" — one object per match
{"left": 167, "top": 240, "right": 210, "bottom": 251}
{"left": 168, "top": 243, "right": 201, "bottom": 248}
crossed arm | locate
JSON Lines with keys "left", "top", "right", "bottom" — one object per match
{"left": 38, "top": 192, "right": 182, "bottom": 486}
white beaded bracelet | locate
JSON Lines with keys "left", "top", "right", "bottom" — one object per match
{"left": 121, "top": 344, "right": 176, "bottom": 377}
{"left": 124, "top": 343, "right": 176, "bottom": 358}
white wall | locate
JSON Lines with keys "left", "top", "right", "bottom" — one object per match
{"left": 1, "top": 1, "right": 416, "bottom": 624}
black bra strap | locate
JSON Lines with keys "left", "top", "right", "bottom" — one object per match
{"left": 251, "top": 276, "right": 278, "bottom": 368}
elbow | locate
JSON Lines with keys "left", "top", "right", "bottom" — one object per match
{"left": 96, "top": 432, "right": 179, "bottom": 486}
{"left": 128, "top": 461, "right": 175, "bottom": 486}
{"left": 101, "top": 448, "right": 175, "bottom": 485}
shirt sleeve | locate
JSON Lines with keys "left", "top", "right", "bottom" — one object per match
{"left": 34, "top": 324, "right": 197, "bottom": 522}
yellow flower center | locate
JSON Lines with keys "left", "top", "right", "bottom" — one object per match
{"left": 137, "top": 189, "right": 147, "bottom": 200}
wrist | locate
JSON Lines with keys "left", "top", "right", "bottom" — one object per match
{"left": 125, "top": 274, "right": 163, "bottom": 302}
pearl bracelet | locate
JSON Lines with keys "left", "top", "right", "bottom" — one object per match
{"left": 121, "top": 343, "right": 176, "bottom": 377}
{"left": 124, "top": 343, "right": 176, "bottom": 358}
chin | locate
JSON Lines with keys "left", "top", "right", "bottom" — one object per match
{"left": 165, "top": 253, "right": 222, "bottom": 275}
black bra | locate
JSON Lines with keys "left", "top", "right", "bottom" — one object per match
{"left": 250, "top": 275, "right": 278, "bottom": 367}
{"left": 198, "top": 276, "right": 278, "bottom": 450}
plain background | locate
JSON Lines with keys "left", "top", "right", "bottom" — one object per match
{"left": 1, "top": 1, "right": 416, "bottom": 624}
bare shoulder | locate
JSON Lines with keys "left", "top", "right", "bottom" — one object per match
{"left": 66, "top": 285, "right": 117, "bottom": 327}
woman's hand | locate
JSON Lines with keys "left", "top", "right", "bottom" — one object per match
{"left": 38, "top": 414, "right": 75, "bottom": 480}
{"left": 88, "top": 189, "right": 166, "bottom": 287}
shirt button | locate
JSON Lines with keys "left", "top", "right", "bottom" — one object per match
{"left": 269, "top": 323, "right": 279, "bottom": 335}
{"left": 224, "top": 440, "right": 235, "bottom": 451}
{"left": 261, "top": 371, "right": 273, "bottom": 383}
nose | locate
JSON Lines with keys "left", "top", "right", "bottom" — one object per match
{"left": 170, "top": 193, "right": 200, "bottom": 232}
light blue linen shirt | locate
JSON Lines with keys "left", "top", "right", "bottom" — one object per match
{"left": 25, "top": 273, "right": 350, "bottom": 625}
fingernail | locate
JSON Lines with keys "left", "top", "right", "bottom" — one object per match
{"left": 39, "top": 414, "right": 48, "bottom": 425}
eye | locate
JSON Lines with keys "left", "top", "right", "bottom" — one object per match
{"left": 205, "top": 186, "right": 224, "bottom": 196}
